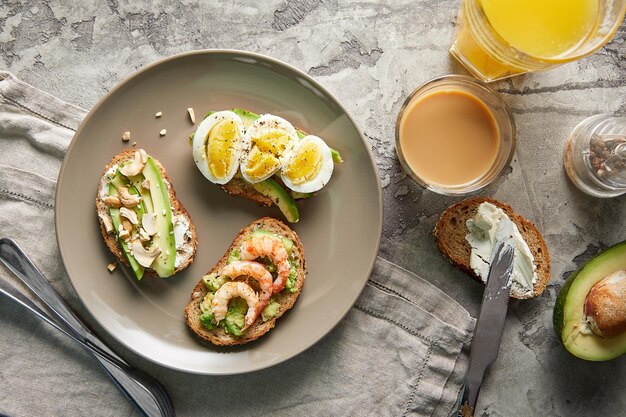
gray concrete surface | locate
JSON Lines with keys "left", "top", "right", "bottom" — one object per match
{"left": 1, "top": 1, "right": 625, "bottom": 416}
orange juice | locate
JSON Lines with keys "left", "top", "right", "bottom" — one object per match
{"left": 449, "top": 0, "right": 624, "bottom": 82}
{"left": 481, "top": 0, "right": 598, "bottom": 58}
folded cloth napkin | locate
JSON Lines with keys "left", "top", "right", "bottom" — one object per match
{"left": 0, "top": 71, "right": 474, "bottom": 417}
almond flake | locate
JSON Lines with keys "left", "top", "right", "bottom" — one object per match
{"left": 187, "top": 107, "right": 196, "bottom": 124}
{"left": 155, "top": 111, "right": 163, "bottom": 118}
{"left": 159, "top": 129, "right": 167, "bottom": 136}
{"left": 122, "top": 131, "right": 131, "bottom": 142}
{"left": 107, "top": 262, "right": 117, "bottom": 272}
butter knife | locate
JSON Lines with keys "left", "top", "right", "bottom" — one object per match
{"left": 454, "top": 217, "right": 515, "bottom": 417}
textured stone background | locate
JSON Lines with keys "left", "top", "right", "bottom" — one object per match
{"left": 1, "top": 0, "right": 625, "bottom": 416}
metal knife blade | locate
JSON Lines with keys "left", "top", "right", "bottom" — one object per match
{"left": 457, "top": 217, "right": 515, "bottom": 416}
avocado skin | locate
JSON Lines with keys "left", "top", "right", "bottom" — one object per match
{"left": 553, "top": 270, "right": 576, "bottom": 341}
{"left": 553, "top": 240, "right": 626, "bottom": 361}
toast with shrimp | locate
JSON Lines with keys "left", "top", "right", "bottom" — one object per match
{"left": 434, "top": 197, "right": 550, "bottom": 299}
{"left": 96, "top": 148, "right": 197, "bottom": 280}
{"left": 185, "top": 217, "right": 306, "bottom": 346}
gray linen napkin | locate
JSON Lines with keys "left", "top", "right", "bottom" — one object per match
{"left": 0, "top": 71, "right": 474, "bottom": 417}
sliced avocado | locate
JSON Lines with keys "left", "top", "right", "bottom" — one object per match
{"left": 230, "top": 108, "right": 343, "bottom": 163}
{"left": 141, "top": 157, "right": 176, "bottom": 278}
{"left": 252, "top": 178, "right": 299, "bottom": 223}
{"left": 554, "top": 241, "right": 626, "bottom": 361}
{"left": 108, "top": 183, "right": 144, "bottom": 280}
{"left": 222, "top": 297, "right": 247, "bottom": 336}
{"left": 126, "top": 174, "right": 154, "bottom": 214}
{"left": 251, "top": 229, "right": 294, "bottom": 255}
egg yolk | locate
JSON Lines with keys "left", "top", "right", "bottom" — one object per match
{"left": 207, "top": 120, "right": 239, "bottom": 179}
{"left": 244, "top": 130, "right": 291, "bottom": 180}
{"left": 284, "top": 142, "right": 322, "bottom": 185}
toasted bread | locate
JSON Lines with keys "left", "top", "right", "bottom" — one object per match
{"left": 434, "top": 197, "right": 550, "bottom": 299}
{"left": 185, "top": 217, "right": 306, "bottom": 346}
{"left": 96, "top": 149, "right": 197, "bottom": 277}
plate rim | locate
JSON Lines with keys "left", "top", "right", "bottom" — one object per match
{"left": 55, "top": 49, "right": 383, "bottom": 374}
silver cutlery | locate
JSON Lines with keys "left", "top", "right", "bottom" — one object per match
{"left": 453, "top": 217, "right": 515, "bottom": 416}
{"left": 0, "top": 238, "right": 175, "bottom": 417}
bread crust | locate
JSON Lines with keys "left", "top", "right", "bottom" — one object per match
{"left": 96, "top": 149, "right": 198, "bottom": 277}
{"left": 433, "top": 197, "right": 550, "bottom": 299}
{"left": 184, "top": 217, "right": 306, "bottom": 346}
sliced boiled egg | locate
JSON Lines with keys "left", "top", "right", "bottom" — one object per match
{"left": 240, "top": 114, "right": 298, "bottom": 184}
{"left": 192, "top": 111, "right": 245, "bottom": 185}
{"left": 280, "top": 135, "right": 334, "bottom": 193}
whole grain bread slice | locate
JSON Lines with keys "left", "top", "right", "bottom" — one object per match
{"left": 433, "top": 197, "right": 550, "bottom": 299}
{"left": 96, "top": 148, "right": 198, "bottom": 277}
{"left": 184, "top": 217, "right": 306, "bottom": 346}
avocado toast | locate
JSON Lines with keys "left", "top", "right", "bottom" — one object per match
{"left": 185, "top": 217, "right": 306, "bottom": 346}
{"left": 96, "top": 148, "right": 197, "bottom": 279}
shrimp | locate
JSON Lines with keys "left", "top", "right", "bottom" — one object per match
{"left": 222, "top": 260, "right": 273, "bottom": 310}
{"left": 240, "top": 235, "right": 290, "bottom": 294}
{"left": 211, "top": 281, "right": 259, "bottom": 330}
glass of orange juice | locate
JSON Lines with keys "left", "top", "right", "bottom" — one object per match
{"left": 450, "top": 0, "right": 626, "bottom": 82}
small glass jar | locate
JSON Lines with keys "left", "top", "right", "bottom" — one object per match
{"left": 563, "top": 115, "right": 626, "bottom": 198}
{"left": 395, "top": 75, "right": 516, "bottom": 196}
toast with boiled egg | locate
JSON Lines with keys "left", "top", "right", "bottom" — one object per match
{"left": 96, "top": 149, "right": 197, "bottom": 280}
{"left": 191, "top": 108, "right": 342, "bottom": 223}
{"left": 185, "top": 217, "right": 306, "bottom": 346}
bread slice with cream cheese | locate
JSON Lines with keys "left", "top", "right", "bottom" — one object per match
{"left": 434, "top": 197, "right": 550, "bottom": 299}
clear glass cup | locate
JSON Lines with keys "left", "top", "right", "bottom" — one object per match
{"left": 395, "top": 75, "right": 516, "bottom": 195}
{"left": 450, "top": 0, "right": 626, "bottom": 82}
{"left": 563, "top": 115, "right": 626, "bottom": 197}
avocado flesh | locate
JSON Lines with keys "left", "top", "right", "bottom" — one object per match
{"left": 142, "top": 157, "right": 176, "bottom": 277}
{"left": 252, "top": 178, "right": 299, "bottom": 223}
{"left": 108, "top": 182, "right": 144, "bottom": 280}
{"left": 554, "top": 241, "right": 626, "bottom": 361}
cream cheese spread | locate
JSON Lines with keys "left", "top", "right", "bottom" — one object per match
{"left": 99, "top": 165, "right": 118, "bottom": 200}
{"left": 465, "top": 202, "right": 537, "bottom": 298}
{"left": 172, "top": 214, "right": 192, "bottom": 268}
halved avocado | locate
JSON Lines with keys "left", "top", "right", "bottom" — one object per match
{"left": 554, "top": 241, "right": 626, "bottom": 361}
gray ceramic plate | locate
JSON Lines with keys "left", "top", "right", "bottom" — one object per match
{"left": 56, "top": 50, "right": 382, "bottom": 374}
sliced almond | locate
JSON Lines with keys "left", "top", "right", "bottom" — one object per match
{"left": 155, "top": 111, "right": 163, "bottom": 118}
{"left": 122, "top": 131, "right": 131, "bottom": 142}
{"left": 142, "top": 213, "right": 158, "bottom": 236}
{"left": 131, "top": 240, "right": 161, "bottom": 268}
{"left": 187, "top": 107, "right": 196, "bottom": 124}
{"left": 121, "top": 218, "right": 133, "bottom": 233}
{"left": 141, "top": 179, "right": 150, "bottom": 190}
{"left": 107, "top": 262, "right": 117, "bottom": 272}
{"left": 159, "top": 129, "right": 167, "bottom": 137}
